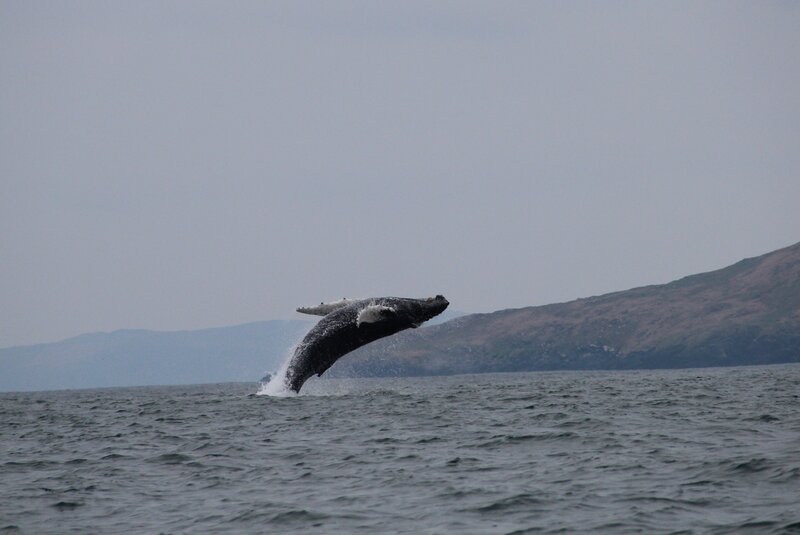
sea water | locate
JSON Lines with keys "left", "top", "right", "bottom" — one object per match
{"left": 1, "top": 364, "right": 799, "bottom": 534}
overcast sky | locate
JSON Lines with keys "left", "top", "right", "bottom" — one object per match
{"left": 1, "top": 1, "right": 799, "bottom": 347}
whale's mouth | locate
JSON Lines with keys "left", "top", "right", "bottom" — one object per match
{"left": 426, "top": 295, "right": 449, "bottom": 307}
{"left": 422, "top": 295, "right": 449, "bottom": 320}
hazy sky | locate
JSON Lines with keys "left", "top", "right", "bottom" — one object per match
{"left": 2, "top": 2, "right": 799, "bottom": 347}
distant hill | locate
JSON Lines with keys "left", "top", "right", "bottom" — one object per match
{"left": 0, "top": 307, "right": 471, "bottom": 392}
{"left": 0, "top": 320, "right": 311, "bottom": 392}
{"left": 4, "top": 243, "right": 798, "bottom": 393}
{"left": 331, "top": 242, "right": 800, "bottom": 377}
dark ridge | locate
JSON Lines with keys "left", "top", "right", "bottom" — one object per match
{"left": 334, "top": 241, "right": 800, "bottom": 376}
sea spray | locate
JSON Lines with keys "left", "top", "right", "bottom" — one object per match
{"left": 256, "top": 341, "right": 300, "bottom": 396}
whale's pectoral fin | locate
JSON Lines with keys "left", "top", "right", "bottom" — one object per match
{"left": 296, "top": 299, "right": 352, "bottom": 316}
{"left": 356, "top": 304, "right": 397, "bottom": 327}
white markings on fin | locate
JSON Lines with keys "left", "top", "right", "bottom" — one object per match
{"left": 296, "top": 299, "right": 352, "bottom": 316}
{"left": 356, "top": 304, "right": 396, "bottom": 327}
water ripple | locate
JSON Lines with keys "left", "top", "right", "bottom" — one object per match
{"left": 1, "top": 365, "right": 799, "bottom": 533}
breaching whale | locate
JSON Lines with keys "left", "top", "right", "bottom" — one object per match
{"left": 283, "top": 295, "right": 449, "bottom": 392}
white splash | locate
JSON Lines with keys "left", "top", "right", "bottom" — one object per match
{"left": 256, "top": 343, "right": 299, "bottom": 397}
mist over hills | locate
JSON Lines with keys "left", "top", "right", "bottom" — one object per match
{"left": 331, "top": 241, "right": 800, "bottom": 377}
{"left": 2, "top": 243, "right": 798, "bottom": 392}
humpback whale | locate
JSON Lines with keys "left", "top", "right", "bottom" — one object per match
{"left": 284, "top": 295, "right": 449, "bottom": 392}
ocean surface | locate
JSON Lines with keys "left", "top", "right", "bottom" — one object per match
{"left": 2, "top": 364, "right": 799, "bottom": 534}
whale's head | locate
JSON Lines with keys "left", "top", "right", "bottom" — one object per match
{"left": 396, "top": 294, "right": 449, "bottom": 327}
